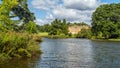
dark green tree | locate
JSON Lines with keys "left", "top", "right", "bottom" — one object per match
{"left": 0, "top": 0, "right": 18, "bottom": 31}
{"left": 0, "top": 0, "right": 37, "bottom": 32}
{"left": 11, "top": 0, "right": 36, "bottom": 23}
{"left": 92, "top": 3, "right": 120, "bottom": 39}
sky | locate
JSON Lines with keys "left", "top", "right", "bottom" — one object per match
{"left": 28, "top": 0, "right": 120, "bottom": 25}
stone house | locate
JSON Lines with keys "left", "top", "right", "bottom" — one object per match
{"left": 68, "top": 25, "right": 90, "bottom": 34}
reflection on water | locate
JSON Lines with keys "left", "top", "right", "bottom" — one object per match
{"left": 0, "top": 57, "right": 40, "bottom": 68}
{"left": 91, "top": 41, "right": 120, "bottom": 68}
{"left": 39, "top": 38, "right": 95, "bottom": 68}
{"left": 0, "top": 38, "right": 120, "bottom": 68}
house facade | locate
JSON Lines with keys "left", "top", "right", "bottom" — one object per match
{"left": 68, "top": 25, "right": 89, "bottom": 34}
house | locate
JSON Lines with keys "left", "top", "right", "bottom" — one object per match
{"left": 68, "top": 25, "right": 90, "bottom": 34}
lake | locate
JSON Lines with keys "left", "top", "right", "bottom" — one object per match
{"left": 0, "top": 38, "right": 120, "bottom": 68}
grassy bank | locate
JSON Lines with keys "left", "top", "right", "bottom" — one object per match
{"left": 38, "top": 32, "right": 69, "bottom": 39}
{"left": 46, "top": 35, "right": 69, "bottom": 39}
{"left": 38, "top": 32, "right": 48, "bottom": 37}
{"left": 91, "top": 38, "right": 120, "bottom": 42}
{"left": 108, "top": 39, "right": 120, "bottom": 42}
{"left": 0, "top": 31, "right": 42, "bottom": 61}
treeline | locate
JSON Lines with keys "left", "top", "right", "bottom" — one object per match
{"left": 0, "top": 0, "right": 41, "bottom": 61}
{"left": 38, "top": 19, "right": 68, "bottom": 35}
{"left": 37, "top": 19, "right": 91, "bottom": 38}
{"left": 37, "top": 19, "right": 69, "bottom": 38}
{"left": 68, "top": 22, "right": 89, "bottom": 26}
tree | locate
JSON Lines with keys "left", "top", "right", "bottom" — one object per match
{"left": 0, "top": 0, "right": 37, "bottom": 32}
{"left": 37, "top": 24, "right": 51, "bottom": 32}
{"left": 61, "top": 19, "right": 68, "bottom": 35}
{"left": 0, "top": 0, "right": 18, "bottom": 31}
{"left": 76, "top": 29, "right": 91, "bottom": 38}
{"left": 92, "top": 3, "right": 120, "bottom": 39}
{"left": 24, "top": 21, "right": 37, "bottom": 33}
{"left": 11, "top": 0, "right": 36, "bottom": 23}
{"left": 49, "top": 19, "right": 68, "bottom": 35}
{"left": 0, "top": 0, "right": 36, "bottom": 24}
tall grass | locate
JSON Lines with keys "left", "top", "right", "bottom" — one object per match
{"left": 0, "top": 31, "right": 42, "bottom": 61}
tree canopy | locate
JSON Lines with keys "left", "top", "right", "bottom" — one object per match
{"left": 49, "top": 19, "right": 68, "bottom": 35}
{"left": 92, "top": 3, "right": 120, "bottom": 39}
{"left": 12, "top": 0, "right": 36, "bottom": 23}
{"left": 0, "top": 0, "right": 37, "bottom": 33}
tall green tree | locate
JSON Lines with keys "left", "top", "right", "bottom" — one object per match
{"left": 92, "top": 3, "right": 120, "bottom": 39}
{"left": 11, "top": 0, "right": 36, "bottom": 23}
{"left": 0, "top": 0, "right": 18, "bottom": 30}
{"left": 0, "top": 0, "right": 37, "bottom": 32}
{"left": 49, "top": 19, "right": 68, "bottom": 35}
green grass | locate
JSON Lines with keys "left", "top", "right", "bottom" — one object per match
{"left": 47, "top": 35, "right": 69, "bottom": 39}
{"left": 38, "top": 32, "right": 48, "bottom": 37}
{"left": 38, "top": 32, "right": 70, "bottom": 39}
{"left": 108, "top": 39, "right": 120, "bottom": 42}
{"left": 91, "top": 38, "right": 120, "bottom": 42}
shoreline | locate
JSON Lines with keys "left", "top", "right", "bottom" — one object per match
{"left": 91, "top": 39, "right": 120, "bottom": 42}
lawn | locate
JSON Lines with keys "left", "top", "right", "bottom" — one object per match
{"left": 38, "top": 32, "right": 48, "bottom": 37}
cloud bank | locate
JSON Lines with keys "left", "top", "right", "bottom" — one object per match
{"left": 31, "top": 0, "right": 102, "bottom": 25}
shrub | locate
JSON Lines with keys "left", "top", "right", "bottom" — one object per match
{"left": 0, "top": 31, "right": 42, "bottom": 60}
{"left": 76, "top": 29, "right": 92, "bottom": 39}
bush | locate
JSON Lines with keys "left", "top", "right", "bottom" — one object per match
{"left": 76, "top": 29, "right": 92, "bottom": 39}
{"left": 0, "top": 31, "right": 42, "bottom": 60}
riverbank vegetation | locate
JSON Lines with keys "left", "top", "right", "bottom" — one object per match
{"left": 0, "top": 0, "right": 42, "bottom": 61}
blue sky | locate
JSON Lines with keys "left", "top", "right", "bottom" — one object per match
{"left": 28, "top": 0, "right": 120, "bottom": 25}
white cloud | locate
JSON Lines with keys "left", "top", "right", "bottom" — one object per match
{"left": 63, "top": 0, "right": 101, "bottom": 10}
{"left": 53, "top": 6, "right": 94, "bottom": 24}
{"left": 35, "top": 19, "right": 52, "bottom": 25}
{"left": 35, "top": 13, "right": 55, "bottom": 25}
{"left": 31, "top": 0, "right": 102, "bottom": 25}
{"left": 31, "top": 0, "right": 60, "bottom": 10}
{"left": 53, "top": 6, "right": 79, "bottom": 20}
{"left": 35, "top": 19, "right": 45, "bottom": 25}
{"left": 46, "top": 13, "right": 54, "bottom": 20}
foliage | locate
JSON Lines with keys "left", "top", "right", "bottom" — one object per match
{"left": 76, "top": 29, "right": 92, "bottom": 38}
{"left": 92, "top": 3, "right": 120, "bottom": 39}
{"left": 49, "top": 19, "right": 68, "bottom": 35}
{"left": 0, "top": 0, "right": 41, "bottom": 61}
{"left": 68, "top": 22, "right": 89, "bottom": 26}
{"left": 0, "top": 31, "right": 42, "bottom": 60}
{"left": 11, "top": 0, "right": 36, "bottom": 23}
{"left": 0, "top": 0, "right": 18, "bottom": 30}
{"left": 0, "top": 0, "right": 36, "bottom": 31}
{"left": 38, "top": 19, "right": 69, "bottom": 36}
{"left": 37, "top": 24, "right": 51, "bottom": 32}
{"left": 23, "top": 21, "right": 38, "bottom": 33}
{"left": 37, "top": 19, "right": 91, "bottom": 38}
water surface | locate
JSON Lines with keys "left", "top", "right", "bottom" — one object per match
{"left": 0, "top": 38, "right": 120, "bottom": 68}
